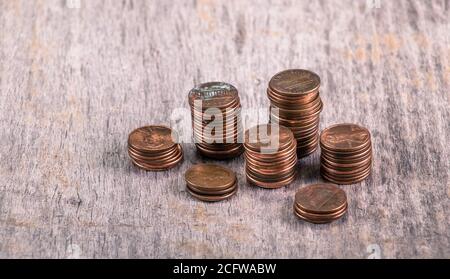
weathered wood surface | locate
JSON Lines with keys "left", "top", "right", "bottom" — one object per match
{"left": 0, "top": 0, "right": 449, "bottom": 259}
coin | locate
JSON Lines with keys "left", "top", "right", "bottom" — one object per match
{"left": 295, "top": 184, "right": 347, "bottom": 214}
{"left": 186, "top": 182, "right": 237, "bottom": 196}
{"left": 244, "top": 124, "right": 298, "bottom": 188}
{"left": 244, "top": 124, "right": 294, "bottom": 152}
{"left": 128, "top": 125, "right": 177, "bottom": 152}
{"left": 293, "top": 183, "right": 348, "bottom": 223}
{"left": 320, "top": 123, "right": 371, "bottom": 152}
{"left": 294, "top": 203, "right": 348, "bottom": 224}
{"left": 320, "top": 124, "right": 373, "bottom": 184}
{"left": 267, "top": 69, "right": 323, "bottom": 158}
{"left": 189, "top": 82, "right": 243, "bottom": 159}
{"left": 185, "top": 164, "right": 238, "bottom": 202}
{"left": 188, "top": 82, "right": 239, "bottom": 108}
{"left": 186, "top": 186, "right": 238, "bottom": 202}
{"left": 269, "top": 69, "right": 321, "bottom": 95}
{"left": 185, "top": 164, "right": 236, "bottom": 191}
{"left": 128, "top": 126, "right": 183, "bottom": 171}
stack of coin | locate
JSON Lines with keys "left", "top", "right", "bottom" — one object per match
{"left": 185, "top": 164, "right": 238, "bottom": 202}
{"left": 128, "top": 125, "right": 183, "bottom": 171}
{"left": 244, "top": 124, "right": 297, "bottom": 188}
{"left": 188, "top": 82, "right": 244, "bottom": 159}
{"left": 267, "top": 69, "right": 323, "bottom": 158}
{"left": 294, "top": 183, "right": 348, "bottom": 224}
{"left": 320, "top": 123, "right": 373, "bottom": 184}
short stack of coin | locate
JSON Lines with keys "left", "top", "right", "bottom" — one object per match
{"left": 294, "top": 183, "right": 348, "bottom": 224}
{"left": 185, "top": 164, "right": 238, "bottom": 202}
{"left": 320, "top": 123, "right": 373, "bottom": 184}
{"left": 128, "top": 125, "right": 183, "bottom": 171}
{"left": 188, "top": 82, "right": 244, "bottom": 159}
{"left": 244, "top": 124, "right": 297, "bottom": 188}
{"left": 267, "top": 69, "right": 323, "bottom": 158}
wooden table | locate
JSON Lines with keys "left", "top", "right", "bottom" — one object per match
{"left": 0, "top": 0, "right": 448, "bottom": 258}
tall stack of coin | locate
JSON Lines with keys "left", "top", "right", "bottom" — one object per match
{"left": 188, "top": 82, "right": 244, "bottom": 159}
{"left": 128, "top": 125, "right": 183, "bottom": 171}
{"left": 267, "top": 69, "right": 323, "bottom": 158}
{"left": 294, "top": 183, "right": 348, "bottom": 224}
{"left": 244, "top": 124, "right": 297, "bottom": 188}
{"left": 185, "top": 164, "right": 238, "bottom": 202}
{"left": 320, "top": 123, "right": 373, "bottom": 184}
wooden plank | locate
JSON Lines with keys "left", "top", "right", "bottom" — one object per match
{"left": 0, "top": 0, "right": 448, "bottom": 258}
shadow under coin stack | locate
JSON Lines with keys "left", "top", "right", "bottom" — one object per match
{"left": 267, "top": 69, "right": 323, "bottom": 158}
{"left": 244, "top": 124, "right": 297, "bottom": 188}
{"left": 128, "top": 125, "right": 183, "bottom": 171}
{"left": 188, "top": 82, "right": 244, "bottom": 159}
{"left": 320, "top": 123, "right": 373, "bottom": 184}
{"left": 294, "top": 183, "right": 348, "bottom": 224}
{"left": 185, "top": 164, "right": 238, "bottom": 202}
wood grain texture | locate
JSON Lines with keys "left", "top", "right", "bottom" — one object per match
{"left": 0, "top": 0, "right": 449, "bottom": 258}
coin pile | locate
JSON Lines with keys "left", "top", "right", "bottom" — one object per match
{"left": 267, "top": 69, "right": 323, "bottom": 158}
{"left": 128, "top": 125, "right": 183, "bottom": 171}
{"left": 320, "top": 123, "right": 373, "bottom": 184}
{"left": 294, "top": 183, "right": 348, "bottom": 224}
{"left": 185, "top": 164, "right": 238, "bottom": 202}
{"left": 188, "top": 82, "right": 244, "bottom": 159}
{"left": 244, "top": 124, "right": 297, "bottom": 188}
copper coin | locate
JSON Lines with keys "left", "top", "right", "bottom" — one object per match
{"left": 187, "top": 181, "right": 237, "bottom": 196}
{"left": 246, "top": 167, "right": 297, "bottom": 182}
{"left": 270, "top": 96, "right": 322, "bottom": 115}
{"left": 244, "top": 138, "right": 297, "bottom": 158}
{"left": 266, "top": 87, "right": 319, "bottom": 106}
{"left": 321, "top": 154, "right": 373, "bottom": 170}
{"left": 196, "top": 142, "right": 242, "bottom": 150}
{"left": 294, "top": 183, "right": 347, "bottom": 214}
{"left": 269, "top": 69, "right": 320, "bottom": 95}
{"left": 245, "top": 158, "right": 297, "bottom": 176}
{"left": 320, "top": 160, "right": 371, "bottom": 176}
{"left": 321, "top": 162, "right": 372, "bottom": 179}
{"left": 320, "top": 123, "right": 371, "bottom": 152}
{"left": 185, "top": 164, "right": 236, "bottom": 192}
{"left": 294, "top": 203, "right": 348, "bottom": 224}
{"left": 131, "top": 147, "right": 183, "bottom": 171}
{"left": 128, "top": 125, "right": 177, "bottom": 152}
{"left": 321, "top": 165, "right": 372, "bottom": 185}
{"left": 320, "top": 144, "right": 372, "bottom": 162}
{"left": 186, "top": 186, "right": 238, "bottom": 202}
{"left": 131, "top": 146, "right": 183, "bottom": 166}
{"left": 195, "top": 144, "right": 244, "bottom": 159}
{"left": 267, "top": 91, "right": 321, "bottom": 111}
{"left": 244, "top": 124, "right": 294, "bottom": 152}
{"left": 244, "top": 150, "right": 297, "bottom": 167}
{"left": 294, "top": 202, "right": 348, "bottom": 219}
{"left": 246, "top": 170, "right": 296, "bottom": 189}
{"left": 128, "top": 144, "right": 180, "bottom": 162}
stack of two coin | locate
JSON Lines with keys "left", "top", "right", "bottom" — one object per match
{"left": 294, "top": 184, "right": 348, "bottom": 224}
{"left": 185, "top": 164, "right": 238, "bottom": 202}
{"left": 268, "top": 69, "right": 323, "bottom": 158}
{"left": 244, "top": 124, "right": 298, "bottom": 188}
{"left": 188, "top": 82, "right": 244, "bottom": 159}
{"left": 128, "top": 126, "right": 183, "bottom": 171}
{"left": 320, "top": 123, "right": 373, "bottom": 184}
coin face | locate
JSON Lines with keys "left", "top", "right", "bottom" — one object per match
{"left": 320, "top": 123, "right": 370, "bottom": 151}
{"left": 128, "top": 125, "right": 177, "bottom": 152}
{"left": 245, "top": 124, "right": 293, "bottom": 151}
{"left": 185, "top": 164, "right": 236, "bottom": 191}
{"left": 269, "top": 69, "right": 320, "bottom": 95}
{"left": 295, "top": 183, "right": 347, "bottom": 214}
{"left": 189, "top": 82, "right": 238, "bottom": 108}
